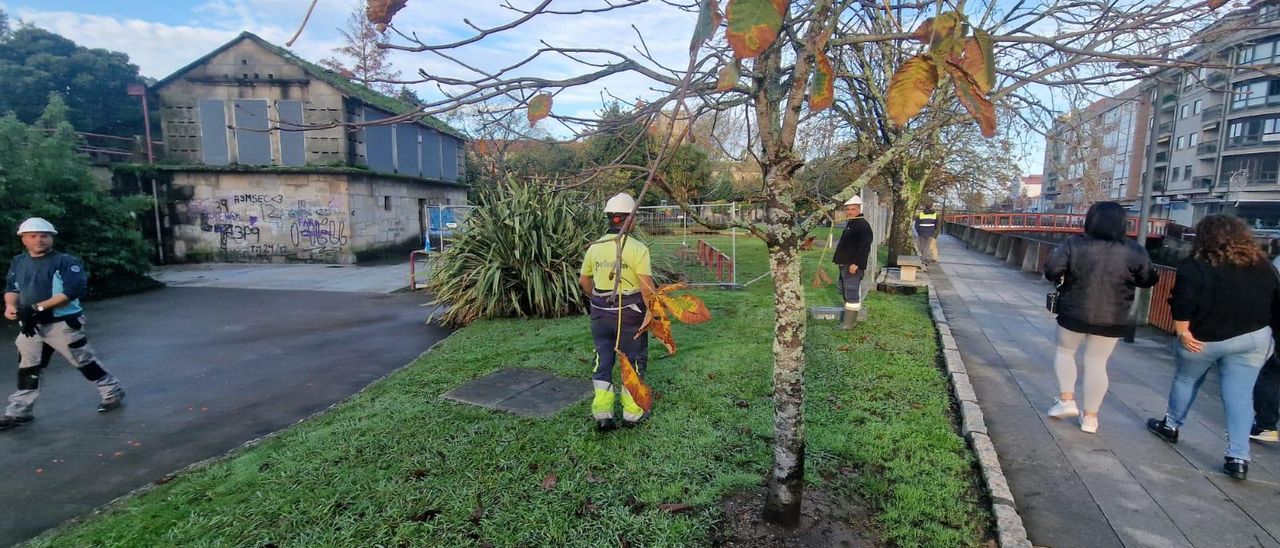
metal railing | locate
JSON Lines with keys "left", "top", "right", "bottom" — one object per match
{"left": 944, "top": 212, "right": 1172, "bottom": 238}
{"left": 1196, "top": 141, "right": 1218, "bottom": 155}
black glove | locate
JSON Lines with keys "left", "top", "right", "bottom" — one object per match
{"left": 30, "top": 305, "right": 54, "bottom": 324}
{"left": 15, "top": 306, "right": 36, "bottom": 337}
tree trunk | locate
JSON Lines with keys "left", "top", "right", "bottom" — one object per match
{"left": 762, "top": 241, "right": 807, "bottom": 527}
{"left": 886, "top": 182, "right": 915, "bottom": 266}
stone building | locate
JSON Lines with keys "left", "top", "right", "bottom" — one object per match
{"left": 139, "top": 31, "right": 468, "bottom": 264}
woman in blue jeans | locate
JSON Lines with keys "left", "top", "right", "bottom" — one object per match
{"left": 1148, "top": 215, "right": 1280, "bottom": 480}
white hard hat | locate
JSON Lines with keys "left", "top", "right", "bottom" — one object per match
{"left": 843, "top": 195, "right": 863, "bottom": 206}
{"left": 604, "top": 193, "right": 637, "bottom": 214}
{"left": 17, "top": 217, "right": 57, "bottom": 235}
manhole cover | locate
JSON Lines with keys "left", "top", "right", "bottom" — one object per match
{"left": 442, "top": 368, "right": 592, "bottom": 418}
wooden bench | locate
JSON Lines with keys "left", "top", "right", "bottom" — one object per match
{"left": 897, "top": 255, "right": 924, "bottom": 282}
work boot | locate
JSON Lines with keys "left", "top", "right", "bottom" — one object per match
{"left": 622, "top": 412, "right": 648, "bottom": 428}
{"left": 98, "top": 389, "right": 125, "bottom": 413}
{"left": 595, "top": 418, "right": 618, "bottom": 433}
{"left": 1224, "top": 457, "right": 1249, "bottom": 480}
{"left": 1147, "top": 417, "right": 1179, "bottom": 443}
{"left": 0, "top": 415, "right": 33, "bottom": 431}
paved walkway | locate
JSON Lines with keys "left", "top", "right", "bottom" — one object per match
{"left": 0, "top": 287, "right": 450, "bottom": 546}
{"left": 930, "top": 234, "right": 1280, "bottom": 548}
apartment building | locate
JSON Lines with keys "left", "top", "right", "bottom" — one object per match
{"left": 1041, "top": 86, "right": 1151, "bottom": 213}
{"left": 1135, "top": 1, "right": 1280, "bottom": 228}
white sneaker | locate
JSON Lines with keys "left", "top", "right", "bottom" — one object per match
{"left": 1080, "top": 415, "right": 1098, "bottom": 434}
{"left": 1047, "top": 399, "right": 1079, "bottom": 419}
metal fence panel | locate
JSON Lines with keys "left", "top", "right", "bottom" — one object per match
{"left": 635, "top": 203, "right": 738, "bottom": 286}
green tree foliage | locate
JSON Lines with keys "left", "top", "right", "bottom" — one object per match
{"left": 0, "top": 96, "right": 154, "bottom": 296}
{"left": 426, "top": 178, "right": 603, "bottom": 326}
{"left": 0, "top": 13, "right": 146, "bottom": 137}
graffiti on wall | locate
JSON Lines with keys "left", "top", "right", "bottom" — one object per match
{"left": 190, "top": 194, "right": 351, "bottom": 258}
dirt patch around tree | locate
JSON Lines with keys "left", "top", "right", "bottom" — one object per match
{"left": 714, "top": 487, "right": 882, "bottom": 547}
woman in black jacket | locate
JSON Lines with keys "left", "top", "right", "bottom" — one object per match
{"left": 1044, "top": 202, "right": 1159, "bottom": 433}
{"left": 1147, "top": 215, "right": 1280, "bottom": 480}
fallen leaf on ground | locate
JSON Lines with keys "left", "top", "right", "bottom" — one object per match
{"left": 540, "top": 473, "right": 558, "bottom": 490}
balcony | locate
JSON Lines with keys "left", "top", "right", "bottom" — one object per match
{"left": 1203, "top": 119, "right": 1220, "bottom": 131}
{"left": 1207, "top": 72, "right": 1228, "bottom": 86}
{"left": 1162, "top": 92, "right": 1180, "bottom": 105}
{"left": 1203, "top": 104, "right": 1224, "bottom": 119}
{"left": 1158, "top": 120, "right": 1174, "bottom": 135}
{"left": 1193, "top": 176, "right": 1214, "bottom": 189}
{"left": 1197, "top": 141, "right": 1218, "bottom": 156}
{"left": 1155, "top": 151, "right": 1170, "bottom": 163}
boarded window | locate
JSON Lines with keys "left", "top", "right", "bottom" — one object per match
{"left": 277, "top": 100, "right": 306, "bottom": 166}
{"left": 395, "top": 123, "right": 419, "bottom": 175}
{"left": 442, "top": 136, "right": 459, "bottom": 182}
{"left": 198, "top": 99, "right": 229, "bottom": 165}
{"left": 233, "top": 99, "right": 271, "bottom": 165}
{"left": 421, "top": 129, "right": 442, "bottom": 179}
{"left": 364, "top": 108, "right": 394, "bottom": 173}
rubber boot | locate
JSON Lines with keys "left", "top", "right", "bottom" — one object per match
{"left": 842, "top": 306, "right": 859, "bottom": 330}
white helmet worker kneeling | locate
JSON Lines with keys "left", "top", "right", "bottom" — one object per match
{"left": 578, "top": 193, "right": 657, "bottom": 432}
{"left": 832, "top": 195, "right": 874, "bottom": 329}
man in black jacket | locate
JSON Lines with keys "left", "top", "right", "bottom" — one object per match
{"left": 833, "top": 195, "right": 873, "bottom": 329}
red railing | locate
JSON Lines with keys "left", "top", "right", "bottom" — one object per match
{"left": 1147, "top": 265, "right": 1178, "bottom": 334}
{"left": 944, "top": 213, "right": 1171, "bottom": 238}
{"left": 696, "top": 239, "right": 731, "bottom": 282}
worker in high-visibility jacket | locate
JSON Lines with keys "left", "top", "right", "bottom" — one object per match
{"left": 579, "top": 193, "right": 656, "bottom": 432}
{"left": 915, "top": 204, "right": 940, "bottom": 263}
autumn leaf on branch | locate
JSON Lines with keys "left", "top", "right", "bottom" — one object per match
{"left": 946, "top": 62, "right": 997, "bottom": 137}
{"left": 619, "top": 353, "right": 653, "bottom": 412}
{"left": 725, "top": 0, "right": 787, "bottom": 59}
{"left": 366, "top": 0, "right": 408, "bottom": 32}
{"left": 1208, "top": 0, "right": 1228, "bottom": 9}
{"left": 909, "top": 11, "right": 964, "bottom": 47}
{"left": 886, "top": 55, "right": 940, "bottom": 126}
{"left": 638, "top": 283, "right": 712, "bottom": 356}
{"left": 717, "top": 61, "right": 741, "bottom": 92}
{"left": 690, "top": 0, "right": 724, "bottom": 54}
{"left": 527, "top": 93, "right": 552, "bottom": 125}
{"left": 810, "top": 269, "right": 832, "bottom": 288}
{"left": 953, "top": 31, "right": 995, "bottom": 94}
{"left": 809, "top": 49, "right": 835, "bottom": 112}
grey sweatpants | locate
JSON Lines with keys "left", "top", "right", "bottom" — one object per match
{"left": 1054, "top": 326, "right": 1120, "bottom": 413}
{"left": 6, "top": 316, "right": 121, "bottom": 418}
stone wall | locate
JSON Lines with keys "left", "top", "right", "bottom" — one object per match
{"left": 166, "top": 170, "right": 466, "bottom": 264}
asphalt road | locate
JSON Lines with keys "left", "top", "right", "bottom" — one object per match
{"left": 0, "top": 287, "right": 450, "bottom": 546}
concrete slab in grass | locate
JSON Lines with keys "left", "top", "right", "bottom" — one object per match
{"left": 443, "top": 367, "right": 592, "bottom": 418}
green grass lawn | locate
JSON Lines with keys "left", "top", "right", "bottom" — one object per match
{"left": 32, "top": 238, "right": 988, "bottom": 547}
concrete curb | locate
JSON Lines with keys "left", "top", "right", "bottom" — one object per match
{"left": 926, "top": 282, "right": 1033, "bottom": 548}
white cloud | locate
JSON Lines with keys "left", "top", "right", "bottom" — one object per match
{"left": 10, "top": 5, "right": 343, "bottom": 79}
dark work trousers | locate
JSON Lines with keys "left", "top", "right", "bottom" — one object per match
{"left": 589, "top": 292, "right": 649, "bottom": 382}
{"left": 837, "top": 266, "right": 865, "bottom": 305}
{"left": 1254, "top": 351, "right": 1280, "bottom": 430}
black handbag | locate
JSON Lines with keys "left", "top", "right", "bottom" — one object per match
{"left": 1046, "top": 278, "right": 1063, "bottom": 314}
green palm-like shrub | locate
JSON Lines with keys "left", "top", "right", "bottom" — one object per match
{"left": 427, "top": 179, "right": 605, "bottom": 326}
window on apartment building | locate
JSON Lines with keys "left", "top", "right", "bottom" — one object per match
{"left": 1184, "top": 165, "right": 1192, "bottom": 180}
{"left": 1172, "top": 167, "right": 1181, "bottom": 180}
{"left": 1232, "top": 79, "right": 1280, "bottom": 110}
{"left": 1189, "top": 132, "right": 1199, "bottom": 147}
{"left": 1176, "top": 136, "right": 1185, "bottom": 149}
{"left": 1238, "top": 39, "right": 1279, "bottom": 65}
{"left": 1181, "top": 104, "right": 1190, "bottom": 118}
{"left": 1263, "top": 5, "right": 1280, "bottom": 22}
{"left": 1194, "top": 100, "right": 1202, "bottom": 114}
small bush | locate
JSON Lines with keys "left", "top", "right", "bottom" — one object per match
{"left": 426, "top": 179, "right": 604, "bottom": 326}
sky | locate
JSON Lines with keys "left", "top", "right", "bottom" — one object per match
{"left": 1, "top": 0, "right": 1054, "bottom": 174}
